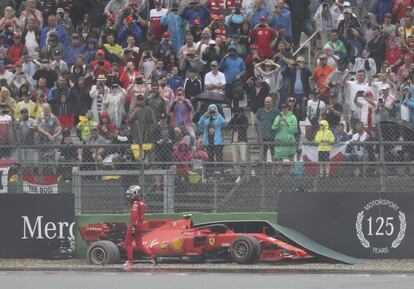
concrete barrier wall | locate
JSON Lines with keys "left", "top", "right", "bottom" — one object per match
{"left": 76, "top": 213, "right": 277, "bottom": 259}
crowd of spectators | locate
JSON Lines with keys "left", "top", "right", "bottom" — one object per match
{"left": 0, "top": 0, "right": 413, "bottom": 181}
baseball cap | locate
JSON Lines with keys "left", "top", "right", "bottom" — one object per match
{"left": 210, "top": 60, "right": 219, "bottom": 66}
{"left": 57, "top": 7, "right": 64, "bottom": 13}
{"left": 343, "top": 8, "right": 352, "bottom": 14}
{"left": 96, "top": 49, "right": 105, "bottom": 56}
{"left": 97, "top": 74, "right": 107, "bottom": 81}
{"left": 280, "top": 102, "right": 289, "bottom": 108}
{"left": 319, "top": 53, "right": 327, "bottom": 59}
{"left": 228, "top": 44, "right": 237, "bottom": 51}
{"left": 231, "top": 33, "right": 240, "bottom": 39}
{"left": 136, "top": 94, "right": 145, "bottom": 100}
{"left": 162, "top": 32, "right": 170, "bottom": 38}
{"left": 160, "top": 113, "right": 168, "bottom": 119}
{"left": 176, "top": 87, "right": 184, "bottom": 94}
{"left": 20, "top": 107, "right": 29, "bottom": 113}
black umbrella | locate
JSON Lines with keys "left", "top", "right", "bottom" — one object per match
{"left": 194, "top": 91, "right": 230, "bottom": 104}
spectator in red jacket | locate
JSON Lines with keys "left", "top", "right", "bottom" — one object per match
{"left": 90, "top": 49, "right": 112, "bottom": 77}
{"left": 97, "top": 111, "right": 118, "bottom": 141}
{"left": 173, "top": 139, "right": 192, "bottom": 179}
{"left": 119, "top": 61, "right": 140, "bottom": 89}
{"left": 8, "top": 32, "right": 27, "bottom": 64}
{"left": 249, "top": 17, "right": 276, "bottom": 59}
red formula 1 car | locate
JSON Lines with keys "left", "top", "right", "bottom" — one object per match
{"left": 79, "top": 216, "right": 314, "bottom": 265}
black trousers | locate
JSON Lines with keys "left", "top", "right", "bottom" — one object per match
{"left": 206, "top": 144, "right": 224, "bottom": 175}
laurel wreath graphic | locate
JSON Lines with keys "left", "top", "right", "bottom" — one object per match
{"left": 391, "top": 211, "right": 406, "bottom": 248}
{"left": 356, "top": 211, "right": 370, "bottom": 248}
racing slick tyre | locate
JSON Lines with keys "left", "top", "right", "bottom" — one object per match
{"left": 87, "top": 241, "right": 120, "bottom": 265}
{"left": 229, "top": 235, "right": 261, "bottom": 264}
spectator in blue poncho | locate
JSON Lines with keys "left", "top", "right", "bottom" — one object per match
{"left": 161, "top": 2, "right": 187, "bottom": 54}
{"left": 62, "top": 33, "right": 86, "bottom": 67}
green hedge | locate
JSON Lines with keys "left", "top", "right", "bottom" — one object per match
{"left": 76, "top": 212, "right": 277, "bottom": 259}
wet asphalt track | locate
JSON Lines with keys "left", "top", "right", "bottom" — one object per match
{"left": 1, "top": 271, "right": 414, "bottom": 289}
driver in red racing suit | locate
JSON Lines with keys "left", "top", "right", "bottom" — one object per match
{"left": 123, "top": 185, "right": 156, "bottom": 267}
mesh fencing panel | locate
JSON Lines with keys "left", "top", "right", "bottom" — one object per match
{"left": 1, "top": 120, "right": 414, "bottom": 213}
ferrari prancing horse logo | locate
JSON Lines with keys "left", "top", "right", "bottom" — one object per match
{"left": 208, "top": 237, "right": 215, "bottom": 246}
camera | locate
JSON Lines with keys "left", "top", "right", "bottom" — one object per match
{"left": 209, "top": 110, "right": 216, "bottom": 115}
{"left": 379, "top": 98, "right": 384, "bottom": 103}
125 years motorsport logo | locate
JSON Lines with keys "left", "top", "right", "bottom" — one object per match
{"left": 355, "top": 199, "right": 406, "bottom": 254}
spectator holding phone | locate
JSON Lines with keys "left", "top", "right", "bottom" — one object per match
{"left": 198, "top": 104, "right": 226, "bottom": 177}
{"left": 305, "top": 89, "right": 325, "bottom": 141}
{"left": 271, "top": 102, "right": 298, "bottom": 173}
{"left": 354, "top": 90, "right": 377, "bottom": 133}
{"left": 90, "top": 49, "right": 112, "bottom": 77}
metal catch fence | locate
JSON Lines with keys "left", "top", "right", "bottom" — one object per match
{"left": 1, "top": 120, "right": 414, "bottom": 213}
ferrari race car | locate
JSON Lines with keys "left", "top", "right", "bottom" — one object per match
{"left": 80, "top": 216, "right": 314, "bottom": 265}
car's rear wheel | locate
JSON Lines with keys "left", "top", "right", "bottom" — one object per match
{"left": 229, "top": 235, "right": 261, "bottom": 264}
{"left": 87, "top": 240, "right": 120, "bottom": 265}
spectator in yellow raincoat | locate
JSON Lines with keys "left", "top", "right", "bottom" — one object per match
{"left": 314, "top": 120, "right": 335, "bottom": 177}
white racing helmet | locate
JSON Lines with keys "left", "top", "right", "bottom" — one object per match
{"left": 126, "top": 185, "right": 142, "bottom": 200}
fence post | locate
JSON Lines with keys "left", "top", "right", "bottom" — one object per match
{"left": 378, "top": 126, "right": 386, "bottom": 193}
{"left": 163, "top": 170, "right": 175, "bottom": 213}
{"left": 213, "top": 179, "right": 218, "bottom": 213}
{"left": 259, "top": 163, "right": 266, "bottom": 211}
{"left": 72, "top": 170, "right": 81, "bottom": 215}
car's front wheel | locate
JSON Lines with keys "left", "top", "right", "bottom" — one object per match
{"left": 87, "top": 240, "right": 120, "bottom": 265}
{"left": 229, "top": 235, "right": 261, "bottom": 264}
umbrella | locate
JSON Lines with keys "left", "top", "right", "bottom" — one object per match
{"left": 194, "top": 91, "right": 230, "bottom": 104}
